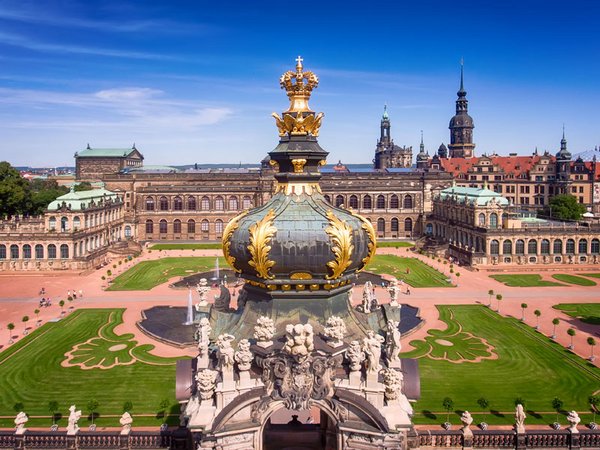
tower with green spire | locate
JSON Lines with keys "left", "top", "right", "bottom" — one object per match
{"left": 448, "top": 60, "right": 476, "bottom": 158}
{"left": 374, "top": 105, "right": 413, "bottom": 169}
{"left": 554, "top": 126, "right": 572, "bottom": 194}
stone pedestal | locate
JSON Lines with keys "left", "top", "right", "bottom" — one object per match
{"left": 349, "top": 370, "right": 362, "bottom": 388}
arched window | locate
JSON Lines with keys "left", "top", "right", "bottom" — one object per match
{"left": 61, "top": 217, "right": 68, "bottom": 232}
{"left": 515, "top": 239, "right": 525, "bottom": 255}
{"left": 201, "top": 219, "right": 209, "bottom": 232}
{"left": 125, "top": 226, "right": 132, "bottom": 237}
{"left": 377, "top": 218, "right": 385, "bottom": 232}
{"left": 541, "top": 239, "right": 550, "bottom": 254}
{"left": 215, "top": 196, "right": 224, "bottom": 211}
{"left": 324, "top": 195, "right": 331, "bottom": 204}
{"left": 335, "top": 195, "right": 345, "bottom": 207}
{"left": 187, "top": 196, "right": 196, "bottom": 211}
{"left": 49, "top": 217, "right": 56, "bottom": 230}
{"left": 490, "top": 240, "right": 500, "bottom": 255}
{"left": 566, "top": 239, "right": 575, "bottom": 254}
{"left": 426, "top": 223, "right": 433, "bottom": 234}
{"left": 215, "top": 219, "right": 224, "bottom": 235}
{"left": 242, "top": 196, "right": 252, "bottom": 209}
{"left": 145, "top": 220, "right": 154, "bottom": 234}
{"left": 48, "top": 244, "right": 57, "bottom": 259}
{"left": 0, "top": 244, "right": 6, "bottom": 259}
{"left": 376, "top": 195, "right": 386, "bottom": 209}
{"left": 187, "top": 219, "right": 196, "bottom": 233}
{"left": 173, "top": 196, "right": 183, "bottom": 211}
{"left": 592, "top": 239, "right": 600, "bottom": 254}
{"left": 159, "top": 196, "right": 169, "bottom": 211}
{"left": 528, "top": 239, "right": 537, "bottom": 254}
{"left": 579, "top": 239, "right": 588, "bottom": 254}
{"left": 145, "top": 197, "right": 155, "bottom": 211}
{"left": 391, "top": 218, "right": 399, "bottom": 232}
{"left": 390, "top": 194, "right": 399, "bottom": 209}
{"left": 553, "top": 239, "right": 563, "bottom": 254}
{"left": 503, "top": 240, "right": 512, "bottom": 254}
{"left": 403, "top": 195, "right": 413, "bottom": 209}
{"left": 159, "top": 219, "right": 168, "bottom": 234}
{"left": 478, "top": 213, "right": 486, "bottom": 227}
{"left": 363, "top": 195, "right": 372, "bottom": 209}
{"left": 10, "top": 244, "right": 19, "bottom": 259}
{"left": 201, "top": 196, "right": 210, "bottom": 211}
{"left": 60, "top": 244, "right": 69, "bottom": 259}
{"left": 349, "top": 195, "right": 358, "bottom": 209}
{"left": 35, "top": 244, "right": 44, "bottom": 259}
{"left": 173, "top": 219, "right": 182, "bottom": 234}
{"left": 73, "top": 216, "right": 81, "bottom": 230}
{"left": 23, "top": 244, "right": 31, "bottom": 259}
{"left": 489, "top": 213, "right": 498, "bottom": 229}
{"left": 404, "top": 217, "right": 413, "bottom": 232}
{"left": 228, "top": 196, "right": 238, "bottom": 210}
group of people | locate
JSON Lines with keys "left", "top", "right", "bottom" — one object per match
{"left": 38, "top": 288, "right": 84, "bottom": 308}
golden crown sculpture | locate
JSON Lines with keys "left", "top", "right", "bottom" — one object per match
{"left": 272, "top": 56, "right": 324, "bottom": 137}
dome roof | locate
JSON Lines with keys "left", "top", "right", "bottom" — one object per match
{"left": 449, "top": 113, "right": 474, "bottom": 128}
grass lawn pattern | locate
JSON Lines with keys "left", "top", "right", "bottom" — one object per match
{"left": 0, "top": 309, "right": 183, "bottom": 428}
{"left": 376, "top": 241, "right": 414, "bottom": 248}
{"left": 579, "top": 273, "right": 600, "bottom": 279}
{"left": 150, "top": 243, "right": 221, "bottom": 250}
{"left": 551, "top": 274, "right": 597, "bottom": 286}
{"left": 554, "top": 303, "right": 600, "bottom": 325}
{"left": 401, "top": 305, "right": 600, "bottom": 425}
{"left": 365, "top": 255, "right": 451, "bottom": 287}
{"left": 490, "top": 274, "right": 564, "bottom": 287}
{"left": 108, "top": 256, "right": 227, "bottom": 290}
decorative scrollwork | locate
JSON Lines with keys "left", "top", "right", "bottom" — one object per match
{"left": 222, "top": 211, "right": 248, "bottom": 273}
{"left": 350, "top": 209, "right": 376, "bottom": 270}
{"left": 272, "top": 111, "right": 324, "bottom": 137}
{"left": 325, "top": 210, "right": 354, "bottom": 280}
{"left": 247, "top": 209, "right": 277, "bottom": 279}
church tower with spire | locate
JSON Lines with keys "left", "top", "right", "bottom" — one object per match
{"left": 374, "top": 106, "right": 413, "bottom": 169}
{"left": 448, "top": 62, "right": 475, "bottom": 158}
{"left": 554, "top": 127, "right": 572, "bottom": 195}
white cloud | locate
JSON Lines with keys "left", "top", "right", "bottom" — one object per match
{"left": 94, "top": 87, "right": 163, "bottom": 101}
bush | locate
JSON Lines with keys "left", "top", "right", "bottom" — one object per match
{"left": 101, "top": 276, "right": 106, "bottom": 281}
{"left": 118, "top": 261, "right": 122, "bottom": 265}
{"left": 113, "top": 264, "right": 117, "bottom": 269}
{"left": 107, "top": 270, "right": 112, "bottom": 276}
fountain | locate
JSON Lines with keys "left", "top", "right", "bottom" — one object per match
{"left": 213, "top": 257, "right": 220, "bottom": 282}
{"left": 183, "top": 288, "right": 194, "bottom": 325}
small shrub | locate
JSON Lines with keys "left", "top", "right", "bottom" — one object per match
{"left": 113, "top": 264, "right": 117, "bottom": 269}
{"left": 107, "top": 270, "right": 112, "bottom": 276}
{"left": 101, "top": 276, "right": 106, "bottom": 281}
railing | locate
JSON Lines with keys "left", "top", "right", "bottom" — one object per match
{"left": 0, "top": 431, "right": 173, "bottom": 450}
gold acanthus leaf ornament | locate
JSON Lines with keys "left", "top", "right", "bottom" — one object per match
{"left": 325, "top": 210, "right": 354, "bottom": 280}
{"left": 350, "top": 209, "right": 377, "bottom": 270}
{"left": 222, "top": 211, "right": 248, "bottom": 273}
{"left": 247, "top": 209, "right": 277, "bottom": 280}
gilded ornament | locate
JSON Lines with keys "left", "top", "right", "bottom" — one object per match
{"left": 290, "top": 272, "right": 313, "bottom": 280}
{"left": 350, "top": 210, "right": 377, "bottom": 270}
{"left": 222, "top": 211, "right": 248, "bottom": 273}
{"left": 274, "top": 182, "right": 322, "bottom": 196}
{"left": 247, "top": 209, "right": 277, "bottom": 280}
{"left": 269, "top": 159, "right": 279, "bottom": 171}
{"left": 318, "top": 159, "right": 327, "bottom": 167}
{"left": 271, "top": 111, "right": 324, "bottom": 137}
{"left": 291, "top": 158, "right": 307, "bottom": 173}
{"left": 325, "top": 210, "right": 354, "bottom": 280}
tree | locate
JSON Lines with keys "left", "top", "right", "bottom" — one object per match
{"left": 34, "top": 309, "right": 40, "bottom": 319}
{"left": 48, "top": 401, "right": 59, "bottom": 425}
{"left": 543, "top": 194, "right": 586, "bottom": 221}
{"left": 552, "top": 397, "right": 564, "bottom": 423}
{"left": 59, "top": 300, "right": 65, "bottom": 312}
{"left": 22, "top": 316, "right": 29, "bottom": 334}
{"left": 514, "top": 397, "right": 526, "bottom": 408}
{"left": 567, "top": 328, "right": 576, "bottom": 349}
{"left": 589, "top": 395, "right": 599, "bottom": 424}
{"left": 13, "top": 402, "right": 24, "bottom": 412}
{"left": 496, "top": 294, "right": 503, "bottom": 312}
{"left": 534, "top": 310, "right": 541, "bottom": 329}
{"left": 87, "top": 399, "right": 99, "bottom": 425}
{"left": 520, "top": 303, "right": 528, "bottom": 321}
{"left": 477, "top": 397, "right": 489, "bottom": 422}
{"left": 588, "top": 337, "right": 597, "bottom": 361}
{"left": 123, "top": 401, "right": 133, "bottom": 413}
{"left": 0, "top": 161, "right": 33, "bottom": 216}
{"left": 74, "top": 181, "right": 93, "bottom": 192}
{"left": 487, "top": 290, "right": 494, "bottom": 307}
{"left": 7, "top": 322, "right": 15, "bottom": 343}
{"left": 30, "top": 179, "right": 68, "bottom": 215}
{"left": 442, "top": 397, "right": 454, "bottom": 423}
{"left": 552, "top": 318, "right": 560, "bottom": 338}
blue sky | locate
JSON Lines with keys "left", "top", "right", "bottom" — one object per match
{"left": 0, "top": 0, "right": 599, "bottom": 167}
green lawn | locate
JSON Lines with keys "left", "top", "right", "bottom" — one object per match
{"left": 365, "top": 255, "right": 451, "bottom": 287}
{"left": 0, "top": 309, "right": 183, "bottom": 428}
{"left": 489, "top": 274, "right": 564, "bottom": 287}
{"left": 402, "top": 305, "right": 600, "bottom": 425}
{"left": 150, "top": 243, "right": 222, "bottom": 250}
{"left": 579, "top": 273, "right": 600, "bottom": 279}
{"left": 553, "top": 303, "right": 600, "bottom": 325}
{"left": 376, "top": 241, "right": 414, "bottom": 248}
{"left": 108, "top": 256, "right": 227, "bottom": 290}
{"left": 552, "top": 274, "right": 597, "bottom": 286}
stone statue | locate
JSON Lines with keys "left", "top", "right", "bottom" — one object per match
{"left": 323, "top": 315, "right": 346, "bottom": 348}
{"left": 460, "top": 411, "right": 473, "bottom": 436}
{"left": 213, "top": 282, "right": 232, "bottom": 312}
{"left": 346, "top": 340, "right": 366, "bottom": 372}
{"left": 119, "top": 412, "right": 133, "bottom": 435}
{"left": 387, "top": 278, "right": 401, "bottom": 307}
{"left": 567, "top": 411, "right": 580, "bottom": 433}
{"left": 195, "top": 317, "right": 212, "bottom": 359}
{"left": 514, "top": 404, "right": 526, "bottom": 433}
{"left": 381, "top": 368, "right": 402, "bottom": 402}
{"left": 237, "top": 287, "right": 248, "bottom": 310}
{"left": 66, "top": 405, "right": 81, "bottom": 435}
{"left": 362, "top": 331, "right": 384, "bottom": 374}
{"left": 254, "top": 316, "right": 275, "bottom": 348}
{"left": 196, "top": 369, "right": 218, "bottom": 401}
{"left": 195, "top": 278, "right": 211, "bottom": 309}
{"left": 385, "top": 320, "right": 402, "bottom": 366}
{"left": 234, "top": 339, "right": 253, "bottom": 371}
{"left": 359, "top": 281, "right": 375, "bottom": 313}
{"left": 216, "top": 334, "right": 235, "bottom": 371}
{"left": 14, "top": 411, "right": 28, "bottom": 434}
{"left": 283, "top": 323, "right": 314, "bottom": 358}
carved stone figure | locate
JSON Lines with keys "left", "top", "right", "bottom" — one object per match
{"left": 384, "top": 320, "right": 401, "bottom": 366}
{"left": 362, "top": 331, "right": 384, "bottom": 374}
{"left": 254, "top": 316, "right": 276, "bottom": 348}
{"left": 346, "top": 340, "right": 366, "bottom": 372}
{"left": 195, "top": 317, "right": 212, "bottom": 358}
{"left": 234, "top": 339, "right": 253, "bottom": 371}
{"left": 66, "top": 405, "right": 82, "bottom": 435}
{"left": 567, "top": 411, "right": 580, "bottom": 433}
{"left": 14, "top": 412, "right": 28, "bottom": 434}
{"left": 381, "top": 368, "right": 402, "bottom": 402}
{"left": 360, "top": 281, "right": 374, "bottom": 313}
{"left": 283, "top": 323, "right": 314, "bottom": 358}
{"left": 119, "top": 412, "right": 133, "bottom": 435}
{"left": 195, "top": 278, "right": 211, "bottom": 309}
{"left": 323, "top": 315, "right": 346, "bottom": 348}
{"left": 213, "top": 283, "right": 232, "bottom": 312}
{"left": 216, "top": 334, "right": 235, "bottom": 370}
{"left": 237, "top": 287, "right": 248, "bottom": 310}
{"left": 387, "top": 278, "right": 401, "bottom": 307}
{"left": 515, "top": 404, "right": 526, "bottom": 433}
{"left": 196, "top": 369, "right": 218, "bottom": 401}
{"left": 460, "top": 411, "right": 473, "bottom": 435}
